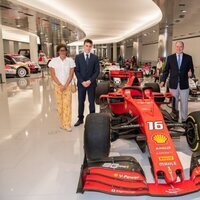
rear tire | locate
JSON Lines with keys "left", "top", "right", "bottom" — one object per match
{"left": 186, "top": 111, "right": 200, "bottom": 152}
{"left": 144, "top": 82, "right": 160, "bottom": 92}
{"left": 144, "top": 83, "right": 164, "bottom": 102}
{"left": 84, "top": 113, "right": 110, "bottom": 160}
{"left": 95, "top": 81, "right": 110, "bottom": 105}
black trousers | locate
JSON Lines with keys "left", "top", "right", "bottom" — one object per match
{"left": 78, "top": 84, "right": 96, "bottom": 120}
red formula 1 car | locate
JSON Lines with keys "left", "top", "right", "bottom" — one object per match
{"left": 77, "top": 70, "right": 200, "bottom": 197}
{"left": 95, "top": 70, "right": 143, "bottom": 105}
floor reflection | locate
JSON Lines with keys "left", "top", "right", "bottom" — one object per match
{"left": 0, "top": 75, "right": 200, "bottom": 200}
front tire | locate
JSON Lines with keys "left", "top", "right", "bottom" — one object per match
{"left": 84, "top": 113, "right": 110, "bottom": 160}
{"left": 17, "top": 67, "right": 27, "bottom": 78}
{"left": 186, "top": 111, "right": 200, "bottom": 152}
{"left": 95, "top": 81, "right": 110, "bottom": 105}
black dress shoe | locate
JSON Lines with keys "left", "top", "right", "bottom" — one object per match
{"left": 74, "top": 120, "right": 83, "bottom": 127}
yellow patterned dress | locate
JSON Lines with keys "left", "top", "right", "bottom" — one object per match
{"left": 53, "top": 82, "right": 72, "bottom": 129}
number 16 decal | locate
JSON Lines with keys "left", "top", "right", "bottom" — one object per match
{"left": 147, "top": 121, "right": 163, "bottom": 130}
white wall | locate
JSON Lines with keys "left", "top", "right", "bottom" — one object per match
{"left": 3, "top": 39, "right": 30, "bottom": 54}
{"left": 18, "top": 42, "right": 29, "bottom": 50}
{"left": 3, "top": 40, "right": 9, "bottom": 54}
{"left": 125, "top": 46, "right": 133, "bottom": 59}
{"left": 141, "top": 43, "right": 158, "bottom": 63}
{"left": 172, "top": 37, "right": 200, "bottom": 78}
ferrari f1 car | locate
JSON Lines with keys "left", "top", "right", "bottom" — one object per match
{"left": 96, "top": 70, "right": 143, "bottom": 105}
{"left": 77, "top": 71, "right": 200, "bottom": 197}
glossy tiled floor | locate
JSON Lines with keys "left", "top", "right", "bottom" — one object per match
{"left": 1, "top": 75, "right": 200, "bottom": 200}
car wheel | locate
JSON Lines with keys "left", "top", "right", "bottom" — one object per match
{"left": 186, "top": 111, "right": 200, "bottom": 152}
{"left": 17, "top": 67, "right": 27, "bottom": 78}
{"left": 95, "top": 81, "right": 110, "bottom": 105}
{"left": 144, "top": 82, "right": 165, "bottom": 102}
{"left": 84, "top": 113, "right": 110, "bottom": 160}
{"left": 144, "top": 82, "right": 160, "bottom": 92}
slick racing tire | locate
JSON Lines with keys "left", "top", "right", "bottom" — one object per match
{"left": 144, "top": 82, "right": 160, "bottom": 92}
{"left": 84, "top": 113, "right": 110, "bottom": 160}
{"left": 144, "top": 83, "right": 164, "bottom": 102}
{"left": 186, "top": 111, "right": 200, "bottom": 152}
{"left": 95, "top": 81, "right": 110, "bottom": 105}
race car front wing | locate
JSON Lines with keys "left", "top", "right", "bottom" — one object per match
{"left": 77, "top": 154, "right": 200, "bottom": 197}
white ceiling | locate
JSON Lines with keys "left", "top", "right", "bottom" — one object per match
{"left": 2, "top": 25, "right": 40, "bottom": 44}
{"left": 11, "top": 0, "right": 162, "bottom": 45}
{"left": 173, "top": 0, "right": 200, "bottom": 38}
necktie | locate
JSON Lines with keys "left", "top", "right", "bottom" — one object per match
{"left": 178, "top": 54, "right": 181, "bottom": 69}
{"left": 86, "top": 54, "right": 89, "bottom": 65}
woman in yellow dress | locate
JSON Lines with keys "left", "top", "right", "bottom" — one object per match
{"left": 49, "top": 44, "right": 75, "bottom": 132}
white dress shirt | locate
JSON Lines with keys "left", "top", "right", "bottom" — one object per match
{"left": 84, "top": 52, "right": 91, "bottom": 60}
{"left": 49, "top": 56, "right": 75, "bottom": 85}
{"left": 176, "top": 53, "right": 183, "bottom": 68}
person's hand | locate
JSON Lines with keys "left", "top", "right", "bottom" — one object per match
{"left": 82, "top": 81, "right": 88, "bottom": 88}
{"left": 82, "top": 80, "right": 91, "bottom": 87}
{"left": 160, "top": 82, "right": 165, "bottom": 87}
{"left": 85, "top": 80, "right": 91, "bottom": 87}
{"left": 60, "top": 85, "right": 65, "bottom": 92}
{"left": 188, "top": 69, "right": 192, "bottom": 78}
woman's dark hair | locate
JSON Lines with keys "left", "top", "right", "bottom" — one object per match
{"left": 84, "top": 39, "right": 93, "bottom": 45}
{"left": 56, "top": 44, "right": 68, "bottom": 53}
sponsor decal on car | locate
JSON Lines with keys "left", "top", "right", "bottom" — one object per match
{"left": 102, "top": 163, "right": 129, "bottom": 169}
{"left": 152, "top": 134, "right": 168, "bottom": 144}
{"left": 165, "top": 185, "right": 182, "bottom": 194}
{"left": 156, "top": 151, "right": 172, "bottom": 155}
{"left": 156, "top": 146, "right": 171, "bottom": 150}
{"left": 159, "top": 161, "right": 177, "bottom": 167}
{"left": 113, "top": 173, "right": 141, "bottom": 180}
{"left": 159, "top": 156, "right": 174, "bottom": 161}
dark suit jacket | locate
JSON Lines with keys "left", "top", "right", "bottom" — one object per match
{"left": 74, "top": 53, "right": 100, "bottom": 87}
{"left": 160, "top": 53, "right": 194, "bottom": 89}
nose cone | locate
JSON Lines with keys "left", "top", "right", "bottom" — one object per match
{"left": 164, "top": 166, "right": 178, "bottom": 183}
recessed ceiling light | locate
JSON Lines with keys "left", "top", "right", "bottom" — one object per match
{"left": 182, "top": 10, "right": 187, "bottom": 13}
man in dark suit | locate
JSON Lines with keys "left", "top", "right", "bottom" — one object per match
{"left": 74, "top": 39, "right": 100, "bottom": 126}
{"left": 160, "top": 41, "right": 194, "bottom": 122}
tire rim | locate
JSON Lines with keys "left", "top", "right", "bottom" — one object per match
{"left": 186, "top": 120, "right": 196, "bottom": 145}
{"left": 18, "top": 68, "right": 26, "bottom": 77}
